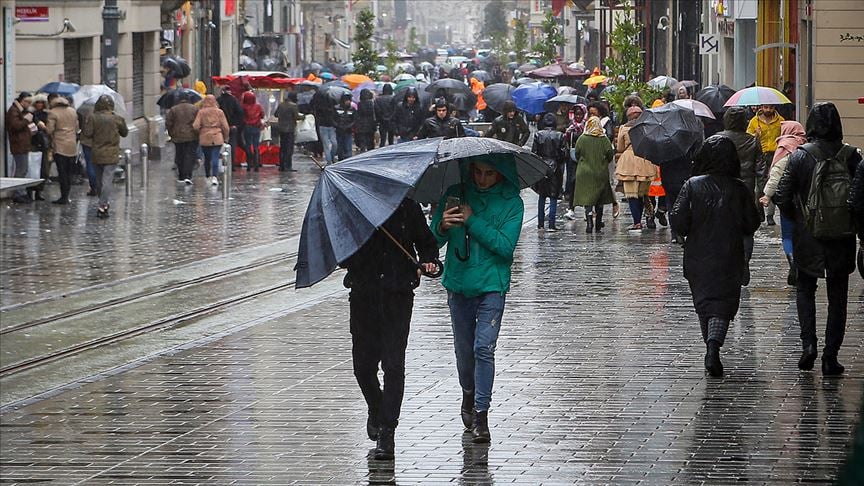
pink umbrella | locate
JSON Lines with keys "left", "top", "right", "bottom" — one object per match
{"left": 672, "top": 99, "right": 716, "bottom": 119}
{"left": 724, "top": 86, "right": 792, "bottom": 107}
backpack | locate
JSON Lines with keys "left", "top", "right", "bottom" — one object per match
{"left": 798, "top": 142, "right": 857, "bottom": 240}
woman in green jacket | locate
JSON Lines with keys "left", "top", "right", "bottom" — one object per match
{"left": 572, "top": 116, "right": 615, "bottom": 233}
{"left": 430, "top": 155, "right": 524, "bottom": 444}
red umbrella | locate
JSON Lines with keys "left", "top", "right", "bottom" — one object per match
{"left": 527, "top": 63, "right": 587, "bottom": 79}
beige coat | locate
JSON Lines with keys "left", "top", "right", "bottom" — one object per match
{"left": 615, "top": 125, "right": 657, "bottom": 182}
{"left": 46, "top": 97, "right": 79, "bottom": 157}
{"left": 192, "top": 95, "right": 229, "bottom": 147}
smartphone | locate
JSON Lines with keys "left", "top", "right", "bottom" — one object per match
{"left": 445, "top": 196, "right": 462, "bottom": 211}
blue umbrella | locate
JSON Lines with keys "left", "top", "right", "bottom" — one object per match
{"left": 294, "top": 137, "right": 549, "bottom": 288}
{"left": 512, "top": 82, "right": 557, "bottom": 115}
{"left": 37, "top": 82, "right": 80, "bottom": 95}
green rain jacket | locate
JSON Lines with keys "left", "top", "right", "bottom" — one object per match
{"left": 430, "top": 155, "right": 525, "bottom": 297}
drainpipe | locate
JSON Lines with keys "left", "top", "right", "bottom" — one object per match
{"left": 102, "top": 0, "right": 121, "bottom": 91}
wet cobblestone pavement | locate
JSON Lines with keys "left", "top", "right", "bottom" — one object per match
{"left": 1, "top": 151, "right": 863, "bottom": 484}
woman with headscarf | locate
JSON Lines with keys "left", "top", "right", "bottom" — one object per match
{"left": 572, "top": 116, "right": 615, "bottom": 233}
{"left": 615, "top": 106, "right": 657, "bottom": 230}
{"left": 670, "top": 135, "right": 761, "bottom": 377}
{"left": 193, "top": 95, "right": 230, "bottom": 185}
{"left": 760, "top": 121, "right": 807, "bottom": 286}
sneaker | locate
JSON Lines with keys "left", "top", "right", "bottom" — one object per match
{"left": 177, "top": 179, "right": 186, "bottom": 184}
{"left": 211, "top": 176, "right": 219, "bottom": 186}
{"left": 656, "top": 211, "right": 668, "bottom": 227}
{"left": 627, "top": 223, "right": 642, "bottom": 231}
{"left": 766, "top": 215, "right": 776, "bottom": 226}
{"left": 547, "top": 226, "right": 558, "bottom": 232}
{"left": 564, "top": 209, "right": 576, "bottom": 221}
{"left": 184, "top": 179, "right": 193, "bottom": 185}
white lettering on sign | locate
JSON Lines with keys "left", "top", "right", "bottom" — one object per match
{"left": 700, "top": 34, "right": 719, "bottom": 55}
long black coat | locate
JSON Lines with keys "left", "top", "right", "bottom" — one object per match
{"left": 671, "top": 175, "right": 760, "bottom": 320}
{"left": 774, "top": 140, "right": 861, "bottom": 278}
{"left": 341, "top": 200, "right": 439, "bottom": 292}
{"left": 531, "top": 129, "right": 567, "bottom": 198}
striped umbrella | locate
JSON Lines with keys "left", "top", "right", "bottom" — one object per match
{"left": 724, "top": 86, "right": 792, "bottom": 107}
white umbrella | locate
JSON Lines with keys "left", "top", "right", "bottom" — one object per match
{"left": 648, "top": 75, "right": 678, "bottom": 90}
{"left": 72, "top": 84, "right": 129, "bottom": 120}
{"left": 672, "top": 99, "right": 716, "bottom": 119}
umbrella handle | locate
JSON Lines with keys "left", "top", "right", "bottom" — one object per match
{"left": 454, "top": 233, "right": 470, "bottom": 261}
{"left": 422, "top": 258, "right": 444, "bottom": 279}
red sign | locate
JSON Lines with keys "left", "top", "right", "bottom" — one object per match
{"left": 15, "top": 6, "right": 49, "bottom": 22}
{"left": 224, "top": 0, "right": 235, "bottom": 17}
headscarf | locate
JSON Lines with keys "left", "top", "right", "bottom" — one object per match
{"left": 773, "top": 120, "right": 806, "bottom": 164}
{"left": 584, "top": 116, "right": 605, "bottom": 137}
{"left": 201, "top": 94, "right": 218, "bottom": 109}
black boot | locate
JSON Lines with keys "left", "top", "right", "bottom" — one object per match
{"left": 699, "top": 317, "right": 708, "bottom": 344}
{"left": 585, "top": 216, "right": 593, "bottom": 234}
{"left": 374, "top": 426, "right": 395, "bottom": 460}
{"left": 594, "top": 213, "right": 604, "bottom": 233}
{"left": 471, "top": 410, "right": 490, "bottom": 443}
{"left": 366, "top": 410, "right": 380, "bottom": 441}
{"left": 705, "top": 317, "right": 728, "bottom": 377}
{"left": 786, "top": 254, "right": 797, "bottom": 287}
{"left": 821, "top": 355, "right": 845, "bottom": 376}
{"left": 798, "top": 343, "right": 817, "bottom": 370}
{"left": 461, "top": 390, "right": 475, "bottom": 430}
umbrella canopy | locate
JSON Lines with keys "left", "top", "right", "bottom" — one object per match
{"left": 395, "top": 78, "right": 418, "bottom": 91}
{"left": 73, "top": 85, "right": 129, "bottom": 120}
{"left": 672, "top": 99, "right": 716, "bottom": 119}
{"left": 157, "top": 88, "right": 203, "bottom": 110}
{"left": 419, "top": 61, "right": 434, "bottom": 70}
{"left": 670, "top": 80, "right": 699, "bottom": 92}
{"left": 37, "top": 82, "right": 80, "bottom": 95}
{"left": 648, "top": 75, "right": 678, "bottom": 89}
{"left": 513, "top": 77, "right": 535, "bottom": 86}
{"left": 569, "top": 62, "right": 586, "bottom": 71}
{"left": 352, "top": 81, "right": 378, "bottom": 103}
{"left": 162, "top": 56, "right": 192, "bottom": 79}
{"left": 628, "top": 103, "right": 704, "bottom": 163}
{"left": 544, "top": 94, "right": 589, "bottom": 113}
{"left": 448, "top": 91, "right": 478, "bottom": 113}
{"left": 506, "top": 62, "right": 519, "bottom": 70}
{"left": 426, "top": 78, "right": 472, "bottom": 98}
{"left": 396, "top": 63, "right": 416, "bottom": 74}
{"left": 342, "top": 73, "right": 373, "bottom": 89}
{"left": 469, "top": 70, "right": 492, "bottom": 83}
{"left": 308, "top": 62, "right": 324, "bottom": 71}
{"left": 482, "top": 83, "right": 515, "bottom": 113}
{"left": 557, "top": 86, "right": 580, "bottom": 95}
{"left": 321, "top": 80, "right": 350, "bottom": 90}
{"left": 693, "top": 85, "right": 736, "bottom": 114}
{"left": 517, "top": 63, "right": 537, "bottom": 73}
{"left": 528, "top": 63, "right": 587, "bottom": 78}
{"left": 724, "top": 86, "right": 792, "bottom": 107}
{"left": 393, "top": 73, "right": 416, "bottom": 82}
{"left": 512, "top": 82, "right": 557, "bottom": 115}
{"left": 295, "top": 137, "right": 548, "bottom": 288}
{"left": 582, "top": 74, "right": 607, "bottom": 86}
{"left": 321, "top": 85, "right": 353, "bottom": 102}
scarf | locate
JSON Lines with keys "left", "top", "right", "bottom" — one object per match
{"left": 584, "top": 116, "right": 605, "bottom": 137}
{"left": 773, "top": 120, "right": 806, "bottom": 165}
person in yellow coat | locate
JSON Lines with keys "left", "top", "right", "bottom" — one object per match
{"left": 747, "top": 104, "right": 784, "bottom": 225}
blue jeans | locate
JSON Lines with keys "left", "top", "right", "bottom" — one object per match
{"left": 242, "top": 126, "right": 260, "bottom": 167}
{"left": 448, "top": 291, "right": 506, "bottom": 412}
{"left": 336, "top": 131, "right": 353, "bottom": 161}
{"left": 83, "top": 145, "right": 97, "bottom": 189}
{"left": 780, "top": 212, "right": 795, "bottom": 256}
{"left": 538, "top": 196, "right": 558, "bottom": 228}
{"left": 319, "top": 126, "right": 337, "bottom": 164}
{"left": 202, "top": 145, "right": 221, "bottom": 177}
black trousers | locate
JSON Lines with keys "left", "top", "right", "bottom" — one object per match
{"left": 278, "top": 131, "right": 296, "bottom": 170}
{"left": 796, "top": 272, "right": 849, "bottom": 358}
{"left": 174, "top": 141, "right": 198, "bottom": 180}
{"left": 378, "top": 124, "right": 394, "bottom": 147}
{"left": 54, "top": 154, "right": 76, "bottom": 200}
{"left": 349, "top": 289, "right": 414, "bottom": 429}
{"left": 357, "top": 131, "right": 375, "bottom": 152}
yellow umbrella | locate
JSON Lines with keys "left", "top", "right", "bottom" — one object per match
{"left": 582, "top": 75, "right": 607, "bottom": 86}
{"left": 342, "top": 74, "right": 374, "bottom": 89}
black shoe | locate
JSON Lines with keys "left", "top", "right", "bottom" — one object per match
{"left": 32, "top": 192, "right": 45, "bottom": 201}
{"left": 12, "top": 195, "right": 32, "bottom": 204}
{"left": 86, "top": 189, "right": 98, "bottom": 197}
{"left": 374, "top": 426, "right": 395, "bottom": 460}
{"left": 367, "top": 412, "right": 380, "bottom": 441}
{"left": 51, "top": 198, "right": 70, "bottom": 205}
{"left": 96, "top": 207, "right": 109, "bottom": 219}
{"left": 278, "top": 166, "right": 286, "bottom": 172}
{"left": 585, "top": 218, "right": 593, "bottom": 234}
{"left": 798, "top": 344, "right": 817, "bottom": 370}
{"left": 766, "top": 216, "right": 776, "bottom": 226}
{"left": 246, "top": 166, "right": 252, "bottom": 171}
{"left": 786, "top": 254, "right": 797, "bottom": 287}
{"left": 471, "top": 411, "right": 491, "bottom": 443}
{"left": 821, "top": 356, "right": 844, "bottom": 375}
{"left": 705, "top": 342, "right": 723, "bottom": 377}
{"left": 656, "top": 211, "right": 668, "bottom": 227}
{"left": 645, "top": 218, "right": 657, "bottom": 229}
{"left": 594, "top": 217, "right": 604, "bottom": 233}
{"left": 461, "top": 390, "right": 475, "bottom": 430}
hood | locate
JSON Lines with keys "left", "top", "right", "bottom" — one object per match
{"left": 806, "top": 102, "right": 843, "bottom": 142}
{"left": 693, "top": 135, "right": 739, "bottom": 177}
{"left": 722, "top": 106, "right": 748, "bottom": 132}
{"left": 359, "top": 89, "right": 374, "bottom": 101}
{"left": 201, "top": 94, "right": 218, "bottom": 109}
{"left": 242, "top": 91, "right": 257, "bottom": 105}
{"left": 402, "top": 86, "right": 418, "bottom": 103}
{"left": 539, "top": 113, "right": 557, "bottom": 129}
{"left": 459, "top": 154, "right": 520, "bottom": 198}
{"left": 94, "top": 95, "right": 115, "bottom": 112}
{"left": 50, "top": 96, "right": 71, "bottom": 108}
{"left": 382, "top": 84, "right": 393, "bottom": 95}
{"left": 501, "top": 100, "right": 516, "bottom": 114}
{"left": 194, "top": 80, "right": 207, "bottom": 96}
{"left": 776, "top": 120, "right": 806, "bottom": 153}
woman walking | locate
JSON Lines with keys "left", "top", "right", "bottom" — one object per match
{"left": 615, "top": 106, "right": 657, "bottom": 230}
{"left": 241, "top": 91, "right": 263, "bottom": 171}
{"left": 572, "top": 116, "right": 615, "bottom": 233}
{"left": 670, "top": 135, "right": 761, "bottom": 376}
{"left": 193, "top": 95, "right": 230, "bottom": 185}
{"left": 355, "top": 89, "right": 377, "bottom": 152}
{"left": 45, "top": 95, "right": 79, "bottom": 204}
{"left": 82, "top": 95, "right": 128, "bottom": 219}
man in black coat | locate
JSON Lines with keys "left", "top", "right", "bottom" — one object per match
{"left": 374, "top": 83, "right": 396, "bottom": 146}
{"left": 416, "top": 99, "right": 463, "bottom": 140}
{"left": 670, "top": 135, "right": 761, "bottom": 377}
{"left": 774, "top": 102, "right": 862, "bottom": 375}
{"left": 217, "top": 87, "right": 244, "bottom": 171}
{"left": 393, "top": 87, "right": 426, "bottom": 142}
{"left": 341, "top": 199, "right": 439, "bottom": 460}
{"left": 484, "top": 100, "right": 530, "bottom": 146}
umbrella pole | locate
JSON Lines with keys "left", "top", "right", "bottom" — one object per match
{"left": 379, "top": 226, "right": 419, "bottom": 266}
{"left": 309, "top": 155, "right": 326, "bottom": 170}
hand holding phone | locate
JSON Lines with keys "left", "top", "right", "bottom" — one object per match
{"left": 440, "top": 196, "right": 465, "bottom": 232}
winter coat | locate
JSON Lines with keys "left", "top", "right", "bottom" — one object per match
{"left": 341, "top": 199, "right": 439, "bottom": 293}
{"left": 430, "top": 156, "right": 524, "bottom": 297}
{"left": 355, "top": 91, "right": 377, "bottom": 134}
{"left": 5, "top": 101, "right": 33, "bottom": 155}
{"left": 166, "top": 101, "right": 199, "bottom": 143}
{"left": 416, "top": 113, "right": 463, "bottom": 140}
{"left": 849, "top": 159, "right": 864, "bottom": 240}
{"left": 531, "top": 128, "right": 566, "bottom": 198}
{"left": 78, "top": 111, "right": 92, "bottom": 147}
{"left": 217, "top": 92, "right": 244, "bottom": 128}
{"left": 485, "top": 113, "right": 530, "bottom": 146}
{"left": 747, "top": 111, "right": 785, "bottom": 153}
{"left": 274, "top": 99, "right": 304, "bottom": 133}
{"left": 333, "top": 100, "right": 355, "bottom": 134}
{"left": 774, "top": 102, "right": 862, "bottom": 278}
{"left": 763, "top": 155, "right": 790, "bottom": 199}
{"left": 615, "top": 125, "right": 657, "bottom": 182}
{"left": 45, "top": 97, "right": 79, "bottom": 157}
{"left": 572, "top": 132, "right": 615, "bottom": 206}
{"left": 82, "top": 96, "right": 128, "bottom": 165}
{"left": 241, "top": 92, "right": 264, "bottom": 129}
{"left": 374, "top": 94, "right": 396, "bottom": 129}
{"left": 311, "top": 90, "right": 335, "bottom": 127}
{"left": 193, "top": 95, "right": 230, "bottom": 147}
{"left": 718, "top": 107, "right": 761, "bottom": 184}
{"left": 670, "top": 135, "right": 761, "bottom": 320}
{"left": 393, "top": 91, "right": 425, "bottom": 138}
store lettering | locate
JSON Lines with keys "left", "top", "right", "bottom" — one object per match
{"left": 840, "top": 32, "right": 864, "bottom": 43}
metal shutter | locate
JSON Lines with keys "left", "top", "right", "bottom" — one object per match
{"left": 132, "top": 33, "right": 145, "bottom": 119}
{"left": 63, "top": 39, "right": 81, "bottom": 84}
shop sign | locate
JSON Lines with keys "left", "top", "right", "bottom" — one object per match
{"left": 15, "top": 6, "right": 49, "bottom": 22}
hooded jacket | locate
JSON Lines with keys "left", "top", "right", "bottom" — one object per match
{"left": 193, "top": 95, "right": 230, "bottom": 147}
{"left": 774, "top": 102, "right": 862, "bottom": 278}
{"left": 333, "top": 94, "right": 355, "bottom": 133}
{"left": 669, "top": 135, "right": 761, "bottom": 320}
{"left": 166, "top": 98, "right": 199, "bottom": 143}
{"left": 241, "top": 91, "right": 264, "bottom": 128}
{"left": 393, "top": 87, "right": 425, "bottom": 138}
{"left": 82, "top": 95, "right": 128, "bottom": 165}
{"left": 374, "top": 84, "right": 396, "bottom": 127}
{"left": 217, "top": 90, "right": 244, "bottom": 127}
{"left": 274, "top": 97, "right": 304, "bottom": 133}
{"left": 5, "top": 100, "right": 33, "bottom": 155}
{"left": 416, "top": 103, "right": 462, "bottom": 140}
{"left": 486, "top": 102, "right": 530, "bottom": 146}
{"left": 718, "top": 107, "right": 761, "bottom": 182}
{"left": 355, "top": 89, "right": 377, "bottom": 134}
{"left": 45, "top": 96, "right": 79, "bottom": 157}
{"left": 430, "top": 155, "right": 524, "bottom": 297}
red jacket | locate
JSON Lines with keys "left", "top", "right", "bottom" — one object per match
{"left": 242, "top": 92, "right": 263, "bottom": 128}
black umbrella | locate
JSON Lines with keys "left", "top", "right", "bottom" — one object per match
{"left": 470, "top": 70, "right": 492, "bottom": 83}
{"left": 628, "top": 103, "right": 704, "bottom": 163}
{"left": 513, "top": 77, "right": 535, "bottom": 86}
{"left": 448, "top": 91, "right": 478, "bottom": 113}
{"left": 157, "top": 88, "right": 203, "bottom": 109}
{"left": 482, "top": 83, "right": 515, "bottom": 113}
{"left": 544, "top": 94, "right": 589, "bottom": 113}
{"left": 308, "top": 61, "right": 323, "bottom": 71}
{"left": 321, "top": 85, "right": 352, "bottom": 102}
{"left": 517, "top": 63, "right": 537, "bottom": 73}
{"left": 426, "top": 78, "right": 472, "bottom": 98}
{"left": 694, "top": 85, "right": 737, "bottom": 115}
{"left": 295, "top": 137, "right": 549, "bottom": 288}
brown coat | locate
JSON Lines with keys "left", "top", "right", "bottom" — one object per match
{"left": 5, "top": 101, "right": 33, "bottom": 155}
{"left": 615, "top": 125, "right": 657, "bottom": 182}
{"left": 46, "top": 97, "right": 80, "bottom": 157}
{"left": 83, "top": 96, "right": 128, "bottom": 165}
{"left": 192, "top": 95, "right": 229, "bottom": 147}
{"left": 166, "top": 101, "right": 199, "bottom": 143}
